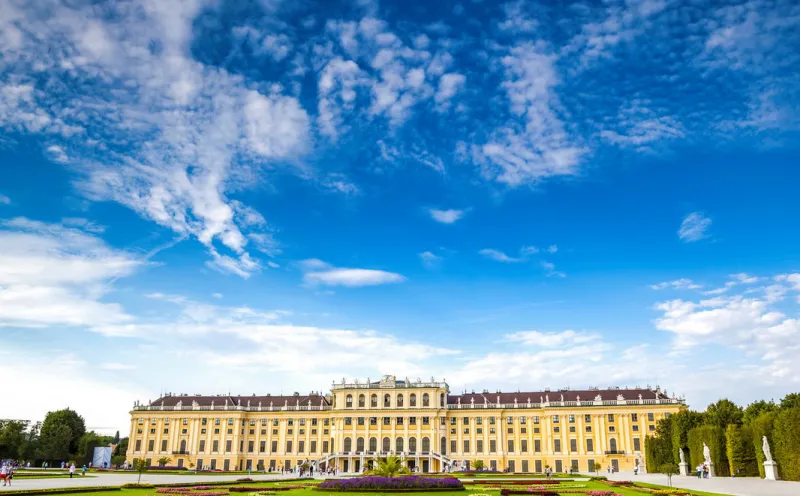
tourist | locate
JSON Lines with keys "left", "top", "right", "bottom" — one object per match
{"left": 82, "top": 464, "right": 87, "bottom": 476}
{"left": 69, "top": 463, "right": 76, "bottom": 478}
{"left": 703, "top": 464, "right": 708, "bottom": 479}
{"left": 1, "top": 463, "right": 9, "bottom": 487}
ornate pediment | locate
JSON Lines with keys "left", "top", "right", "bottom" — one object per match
{"left": 379, "top": 374, "right": 397, "bottom": 388}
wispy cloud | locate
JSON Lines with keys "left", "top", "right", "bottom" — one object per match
{"left": 429, "top": 208, "right": 464, "bottom": 224}
{"left": 0, "top": 195, "right": 10, "bottom": 205}
{"left": 419, "top": 251, "right": 442, "bottom": 269}
{"left": 479, "top": 249, "right": 523, "bottom": 263}
{"left": 678, "top": 212, "right": 712, "bottom": 242}
{"left": 651, "top": 278, "right": 702, "bottom": 291}
{"left": 299, "top": 259, "right": 406, "bottom": 287}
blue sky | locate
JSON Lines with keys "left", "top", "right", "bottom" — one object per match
{"left": 1, "top": 0, "right": 799, "bottom": 433}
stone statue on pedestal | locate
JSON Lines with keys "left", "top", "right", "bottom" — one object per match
{"left": 679, "top": 449, "right": 686, "bottom": 464}
{"left": 762, "top": 436, "right": 773, "bottom": 462}
{"left": 703, "top": 443, "right": 711, "bottom": 465}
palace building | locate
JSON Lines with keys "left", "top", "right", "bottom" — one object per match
{"left": 127, "top": 375, "right": 685, "bottom": 473}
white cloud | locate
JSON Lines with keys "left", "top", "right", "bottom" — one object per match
{"left": 46, "top": 144, "right": 69, "bottom": 163}
{"left": 599, "top": 100, "right": 684, "bottom": 152}
{"left": 479, "top": 249, "right": 523, "bottom": 263}
{"left": 678, "top": 212, "right": 712, "bottom": 242}
{"left": 0, "top": 217, "right": 140, "bottom": 330}
{"left": 0, "top": 194, "right": 9, "bottom": 205}
{"left": 520, "top": 246, "right": 539, "bottom": 256}
{"left": 505, "top": 330, "right": 598, "bottom": 348}
{"left": 100, "top": 362, "right": 136, "bottom": 371}
{"left": 546, "top": 244, "right": 558, "bottom": 254}
{"left": 650, "top": 278, "right": 703, "bottom": 290}
{"left": 61, "top": 217, "right": 106, "bottom": 233}
{"left": 541, "top": 261, "right": 566, "bottom": 278}
{"left": 212, "top": 293, "right": 223, "bottom": 299}
{"left": 299, "top": 259, "right": 405, "bottom": 287}
{"left": 419, "top": 251, "right": 441, "bottom": 269}
{"left": 731, "top": 273, "right": 760, "bottom": 284}
{"left": 429, "top": 208, "right": 464, "bottom": 224}
{"left": 479, "top": 43, "right": 584, "bottom": 186}
{"left": 434, "top": 72, "right": 466, "bottom": 111}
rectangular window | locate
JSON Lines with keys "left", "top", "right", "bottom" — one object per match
{"left": 463, "top": 428, "right": 469, "bottom": 434}
{"left": 259, "top": 441, "right": 265, "bottom": 453}
{"left": 227, "top": 418, "right": 234, "bottom": 425}
{"left": 649, "top": 425, "right": 655, "bottom": 431}
{"left": 585, "top": 414, "right": 591, "bottom": 422}
{"left": 633, "top": 425, "right": 639, "bottom": 431}
{"left": 506, "top": 417, "right": 513, "bottom": 424}
{"left": 299, "top": 419, "right": 305, "bottom": 426}
{"left": 199, "top": 440, "right": 206, "bottom": 452}
{"left": 554, "top": 427, "right": 560, "bottom": 433}
{"left": 463, "top": 440, "right": 470, "bottom": 453}
{"left": 271, "top": 441, "right": 277, "bottom": 453}
{"left": 633, "top": 438, "right": 641, "bottom": 451}
{"left": 533, "top": 416, "right": 540, "bottom": 424}
{"left": 239, "top": 440, "right": 243, "bottom": 453}
{"left": 163, "top": 428, "right": 168, "bottom": 434}
{"left": 261, "top": 429, "right": 266, "bottom": 435}
{"left": 181, "top": 429, "right": 187, "bottom": 434}
{"left": 212, "top": 440, "right": 219, "bottom": 452}
{"left": 463, "top": 417, "right": 469, "bottom": 425}
{"left": 553, "top": 415, "right": 559, "bottom": 423}
{"left": 477, "top": 440, "right": 483, "bottom": 452}
{"left": 521, "top": 439, "right": 528, "bottom": 452}
{"left": 227, "top": 429, "right": 232, "bottom": 435}
{"left": 288, "top": 419, "right": 294, "bottom": 426}
{"left": 370, "top": 417, "right": 377, "bottom": 425}
{"left": 570, "top": 439, "right": 577, "bottom": 452}
{"left": 287, "top": 429, "right": 292, "bottom": 435}
{"left": 450, "top": 440, "right": 456, "bottom": 453}
{"left": 489, "top": 427, "right": 496, "bottom": 434}
{"left": 273, "top": 419, "right": 279, "bottom": 426}
{"left": 477, "top": 428, "right": 483, "bottom": 434}
{"left": 451, "top": 428, "right": 456, "bottom": 435}
{"left": 631, "top": 413, "right": 638, "bottom": 422}
{"left": 476, "top": 417, "right": 483, "bottom": 425}
{"left": 298, "top": 441, "right": 305, "bottom": 453}
{"left": 507, "top": 428, "right": 513, "bottom": 434}
{"left": 522, "top": 460, "right": 528, "bottom": 472}
{"left": 148, "top": 440, "right": 154, "bottom": 451}
{"left": 554, "top": 439, "right": 561, "bottom": 453}
{"left": 569, "top": 426, "right": 576, "bottom": 433}
{"left": 286, "top": 441, "right": 292, "bottom": 453}
{"left": 344, "top": 417, "right": 352, "bottom": 426}
{"left": 396, "top": 417, "right": 403, "bottom": 425}
{"left": 568, "top": 414, "right": 575, "bottom": 423}
{"left": 225, "top": 440, "right": 232, "bottom": 453}
{"left": 383, "top": 417, "right": 391, "bottom": 425}
{"left": 534, "top": 439, "right": 541, "bottom": 453}
{"left": 358, "top": 417, "right": 365, "bottom": 426}
{"left": 535, "top": 460, "right": 542, "bottom": 473}
{"left": 422, "top": 417, "right": 430, "bottom": 425}
{"left": 249, "top": 429, "right": 254, "bottom": 435}
{"left": 520, "top": 416, "right": 526, "bottom": 425}
{"left": 441, "top": 417, "right": 447, "bottom": 426}
{"left": 183, "top": 418, "right": 188, "bottom": 426}
{"left": 311, "top": 441, "right": 317, "bottom": 453}
{"left": 135, "top": 440, "right": 142, "bottom": 451}
{"left": 261, "top": 419, "right": 267, "bottom": 426}
{"left": 648, "top": 412, "right": 654, "bottom": 422}
{"left": 586, "top": 426, "right": 592, "bottom": 433}
{"left": 534, "top": 427, "right": 540, "bottom": 434}
{"left": 609, "top": 426, "right": 616, "bottom": 432}
{"left": 507, "top": 440, "right": 514, "bottom": 453}
{"left": 248, "top": 441, "right": 254, "bottom": 453}
{"left": 323, "top": 441, "right": 329, "bottom": 453}
{"left": 138, "top": 418, "right": 144, "bottom": 425}
{"left": 201, "top": 429, "right": 206, "bottom": 434}
{"left": 272, "top": 429, "right": 278, "bottom": 435}
{"left": 324, "top": 419, "right": 330, "bottom": 426}
{"left": 312, "top": 429, "right": 317, "bottom": 435}
{"left": 137, "top": 428, "right": 142, "bottom": 434}
{"left": 161, "top": 440, "right": 167, "bottom": 452}
{"left": 608, "top": 414, "right": 615, "bottom": 422}
{"left": 150, "top": 429, "right": 155, "bottom": 434}
{"left": 312, "top": 418, "right": 318, "bottom": 426}
{"left": 489, "top": 440, "right": 497, "bottom": 453}
{"left": 451, "top": 417, "right": 457, "bottom": 425}
{"left": 489, "top": 417, "right": 496, "bottom": 425}
{"left": 586, "top": 439, "right": 594, "bottom": 452}
{"left": 555, "top": 460, "right": 563, "bottom": 472}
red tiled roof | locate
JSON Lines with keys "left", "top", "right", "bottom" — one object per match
{"left": 149, "top": 393, "right": 330, "bottom": 407}
{"left": 447, "top": 388, "right": 669, "bottom": 405}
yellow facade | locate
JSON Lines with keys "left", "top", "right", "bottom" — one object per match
{"left": 127, "top": 375, "right": 685, "bottom": 473}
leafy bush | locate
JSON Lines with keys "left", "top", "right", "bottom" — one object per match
{"left": 319, "top": 476, "right": 464, "bottom": 491}
{"left": 588, "top": 476, "right": 607, "bottom": 481}
{"left": 645, "top": 432, "right": 673, "bottom": 473}
{"left": 687, "top": 424, "right": 730, "bottom": 476}
{"left": 725, "top": 424, "right": 758, "bottom": 476}
{"left": 773, "top": 407, "right": 800, "bottom": 481}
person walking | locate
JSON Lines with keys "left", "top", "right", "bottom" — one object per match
{"left": 81, "top": 464, "right": 87, "bottom": 476}
{"left": 1, "top": 463, "right": 9, "bottom": 487}
{"left": 69, "top": 463, "right": 76, "bottom": 478}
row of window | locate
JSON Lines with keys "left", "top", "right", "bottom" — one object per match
{"left": 134, "top": 435, "right": 644, "bottom": 455}
{"left": 344, "top": 393, "right": 444, "bottom": 408}
{"left": 139, "top": 418, "right": 331, "bottom": 427}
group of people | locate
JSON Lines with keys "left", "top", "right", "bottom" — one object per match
{"left": 696, "top": 464, "right": 710, "bottom": 478}
{"left": 1, "top": 462, "right": 15, "bottom": 486}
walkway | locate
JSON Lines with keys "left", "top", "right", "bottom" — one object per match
{"left": 1, "top": 472, "right": 297, "bottom": 491}
{"left": 605, "top": 471, "right": 800, "bottom": 496}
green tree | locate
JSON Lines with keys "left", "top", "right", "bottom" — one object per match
{"left": 688, "top": 425, "right": 730, "bottom": 476}
{"left": 114, "top": 431, "right": 120, "bottom": 444}
{"left": 659, "top": 463, "right": 679, "bottom": 487}
{"left": 39, "top": 409, "right": 86, "bottom": 456}
{"left": 77, "top": 432, "right": 112, "bottom": 465}
{"left": 743, "top": 400, "right": 777, "bottom": 425}
{"left": 670, "top": 410, "right": 703, "bottom": 464}
{"left": 37, "top": 423, "right": 73, "bottom": 462}
{"left": 704, "top": 399, "right": 743, "bottom": 430}
{"left": 593, "top": 462, "right": 601, "bottom": 475}
{"left": 134, "top": 458, "right": 148, "bottom": 484}
{"left": 0, "top": 420, "right": 29, "bottom": 459}
{"left": 645, "top": 417, "right": 674, "bottom": 473}
{"left": 751, "top": 410, "right": 777, "bottom": 478}
{"left": 773, "top": 407, "right": 800, "bottom": 481}
{"left": 779, "top": 393, "right": 800, "bottom": 410}
{"left": 111, "top": 455, "right": 126, "bottom": 468}
{"left": 472, "top": 460, "right": 485, "bottom": 471}
{"left": 157, "top": 456, "right": 172, "bottom": 467}
{"left": 20, "top": 422, "right": 41, "bottom": 461}
{"left": 366, "top": 456, "right": 411, "bottom": 477}
{"left": 725, "top": 424, "right": 758, "bottom": 476}
{"left": 114, "top": 437, "right": 129, "bottom": 457}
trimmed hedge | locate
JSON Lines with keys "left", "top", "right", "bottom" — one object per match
{"left": 773, "top": 407, "right": 800, "bottom": 481}
{"left": 751, "top": 410, "right": 777, "bottom": 478}
{"left": 645, "top": 434, "right": 672, "bottom": 473}
{"left": 0, "top": 487, "right": 122, "bottom": 495}
{"left": 122, "top": 484, "right": 154, "bottom": 488}
{"left": 687, "top": 424, "right": 729, "bottom": 476}
{"left": 725, "top": 424, "right": 758, "bottom": 476}
{"left": 670, "top": 410, "right": 703, "bottom": 465}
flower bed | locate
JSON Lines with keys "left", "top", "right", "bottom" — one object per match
{"left": 318, "top": 476, "right": 465, "bottom": 492}
{"left": 193, "top": 487, "right": 213, "bottom": 491}
{"left": 155, "top": 489, "right": 193, "bottom": 493}
{"left": 466, "top": 480, "right": 560, "bottom": 485}
{"left": 230, "top": 486, "right": 307, "bottom": 493}
{"left": 606, "top": 481, "right": 633, "bottom": 486}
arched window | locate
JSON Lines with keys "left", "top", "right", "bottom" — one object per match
{"left": 440, "top": 437, "right": 447, "bottom": 455}
{"left": 356, "top": 437, "right": 365, "bottom": 452}
{"left": 410, "top": 394, "right": 417, "bottom": 406}
{"left": 344, "top": 437, "right": 352, "bottom": 452}
{"left": 422, "top": 437, "right": 430, "bottom": 452}
{"left": 358, "top": 394, "right": 365, "bottom": 407}
{"left": 409, "top": 437, "right": 417, "bottom": 453}
{"left": 384, "top": 394, "right": 391, "bottom": 407}
{"left": 382, "top": 437, "right": 391, "bottom": 452}
{"left": 396, "top": 437, "right": 404, "bottom": 452}
{"left": 423, "top": 393, "right": 430, "bottom": 407}
{"left": 397, "top": 394, "right": 404, "bottom": 407}
{"left": 371, "top": 394, "right": 378, "bottom": 408}
{"left": 609, "top": 438, "right": 617, "bottom": 452}
{"left": 369, "top": 437, "right": 377, "bottom": 452}
{"left": 179, "top": 439, "right": 186, "bottom": 452}
{"left": 346, "top": 395, "right": 353, "bottom": 408}
{"left": 440, "top": 393, "right": 445, "bottom": 407}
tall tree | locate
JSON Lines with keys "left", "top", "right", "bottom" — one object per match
{"left": 670, "top": 410, "right": 703, "bottom": 463}
{"left": 0, "top": 420, "right": 29, "bottom": 459}
{"left": 20, "top": 422, "right": 41, "bottom": 461}
{"left": 743, "top": 400, "right": 777, "bottom": 425}
{"left": 39, "top": 409, "right": 86, "bottom": 456}
{"left": 114, "top": 431, "right": 120, "bottom": 444}
{"left": 37, "top": 423, "right": 72, "bottom": 461}
{"left": 779, "top": 393, "right": 800, "bottom": 410}
{"left": 704, "top": 399, "right": 743, "bottom": 430}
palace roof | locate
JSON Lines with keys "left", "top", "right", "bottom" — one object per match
{"left": 447, "top": 388, "right": 670, "bottom": 405}
{"left": 148, "top": 393, "right": 330, "bottom": 408}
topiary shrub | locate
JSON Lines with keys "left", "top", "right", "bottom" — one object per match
{"left": 773, "top": 407, "right": 800, "bottom": 481}
{"left": 687, "top": 425, "right": 730, "bottom": 476}
{"left": 725, "top": 424, "right": 758, "bottom": 476}
{"left": 751, "top": 410, "right": 777, "bottom": 478}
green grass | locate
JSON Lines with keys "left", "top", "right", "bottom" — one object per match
{"left": 632, "top": 481, "right": 732, "bottom": 496}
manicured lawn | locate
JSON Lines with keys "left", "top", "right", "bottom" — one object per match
{"left": 632, "top": 481, "right": 732, "bottom": 496}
